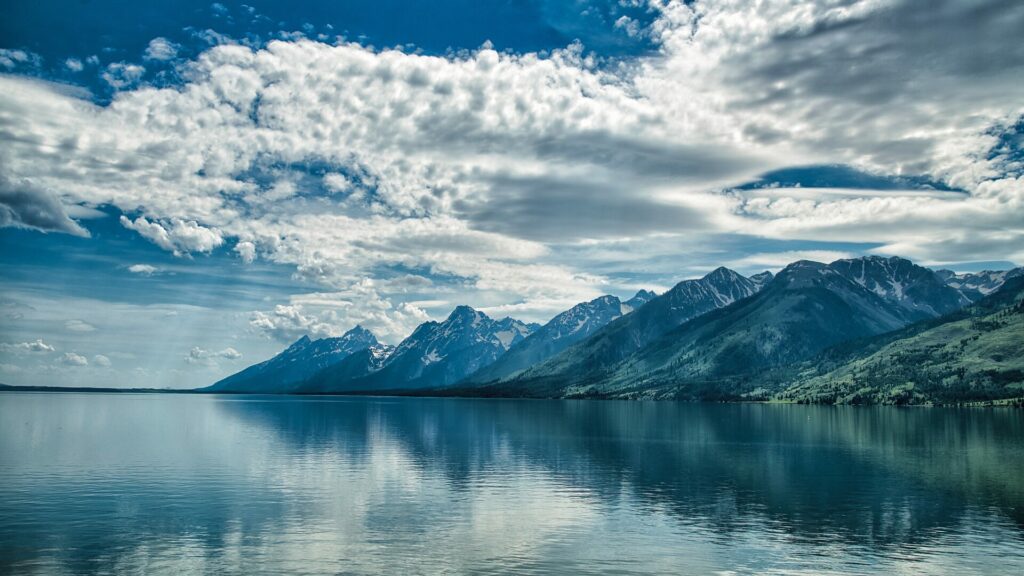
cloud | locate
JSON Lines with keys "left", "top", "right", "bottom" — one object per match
{"left": 127, "top": 264, "right": 159, "bottom": 275}
{"left": 726, "top": 250, "right": 856, "bottom": 272}
{"left": 102, "top": 62, "right": 145, "bottom": 89}
{"left": 0, "top": 49, "right": 41, "bottom": 70}
{"left": 249, "top": 281, "right": 432, "bottom": 344}
{"left": 120, "top": 216, "right": 224, "bottom": 256}
{"left": 185, "top": 346, "right": 242, "bottom": 365}
{"left": 64, "top": 58, "right": 84, "bottom": 72}
{"left": 0, "top": 1, "right": 1022, "bottom": 346}
{"left": 60, "top": 352, "right": 88, "bottom": 366}
{"left": 144, "top": 37, "right": 180, "bottom": 61}
{"left": 65, "top": 319, "right": 96, "bottom": 332}
{"left": 0, "top": 174, "right": 89, "bottom": 237}
{"left": 92, "top": 354, "right": 112, "bottom": 367}
{"left": 234, "top": 241, "right": 256, "bottom": 263}
{"left": 0, "top": 339, "right": 56, "bottom": 354}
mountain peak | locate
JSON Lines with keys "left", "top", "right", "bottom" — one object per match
{"left": 703, "top": 266, "right": 741, "bottom": 282}
{"left": 340, "top": 325, "right": 378, "bottom": 346}
{"left": 286, "top": 335, "right": 312, "bottom": 350}
{"left": 447, "top": 305, "right": 486, "bottom": 323}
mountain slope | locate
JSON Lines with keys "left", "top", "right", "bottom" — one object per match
{"left": 204, "top": 326, "right": 378, "bottom": 393}
{"left": 936, "top": 268, "right": 1024, "bottom": 302}
{"left": 503, "top": 267, "right": 767, "bottom": 390}
{"left": 779, "top": 277, "right": 1024, "bottom": 405}
{"left": 464, "top": 293, "right": 650, "bottom": 384}
{"left": 829, "top": 255, "right": 969, "bottom": 318}
{"left": 578, "top": 260, "right": 916, "bottom": 398}
{"left": 302, "top": 306, "right": 535, "bottom": 392}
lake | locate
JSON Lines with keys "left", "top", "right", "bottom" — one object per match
{"left": 1, "top": 393, "right": 1022, "bottom": 575}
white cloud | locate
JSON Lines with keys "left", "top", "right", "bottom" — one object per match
{"left": 102, "top": 62, "right": 145, "bottom": 89}
{"left": 234, "top": 241, "right": 256, "bottom": 263}
{"left": 144, "top": 37, "right": 180, "bottom": 61}
{"left": 249, "top": 281, "right": 433, "bottom": 344}
{"left": 60, "top": 352, "right": 89, "bottom": 366}
{"left": 93, "top": 354, "right": 112, "bottom": 367}
{"left": 120, "top": 216, "right": 223, "bottom": 256}
{"left": 65, "top": 319, "right": 96, "bottom": 332}
{"left": 0, "top": 49, "right": 41, "bottom": 70}
{"left": 726, "top": 250, "right": 856, "bottom": 272}
{"left": 64, "top": 58, "right": 84, "bottom": 72}
{"left": 186, "top": 346, "right": 242, "bottom": 366}
{"left": 0, "top": 339, "right": 56, "bottom": 354}
{"left": 127, "top": 264, "right": 159, "bottom": 275}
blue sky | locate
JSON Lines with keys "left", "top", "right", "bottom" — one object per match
{"left": 1, "top": 0, "right": 1022, "bottom": 388}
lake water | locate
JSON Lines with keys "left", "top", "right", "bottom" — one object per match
{"left": 1, "top": 393, "right": 1022, "bottom": 575}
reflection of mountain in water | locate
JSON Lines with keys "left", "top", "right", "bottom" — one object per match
{"left": 3, "top": 395, "right": 1023, "bottom": 574}
{"left": 218, "top": 398, "right": 1024, "bottom": 542}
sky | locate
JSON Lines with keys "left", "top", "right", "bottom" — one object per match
{"left": 1, "top": 0, "right": 1022, "bottom": 388}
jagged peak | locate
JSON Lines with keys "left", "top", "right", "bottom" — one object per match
{"left": 702, "top": 266, "right": 742, "bottom": 282}
{"left": 339, "top": 324, "right": 378, "bottom": 345}
{"left": 446, "top": 304, "right": 486, "bottom": 323}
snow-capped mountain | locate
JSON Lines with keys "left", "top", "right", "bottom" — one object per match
{"left": 935, "top": 268, "right": 1024, "bottom": 301}
{"left": 570, "top": 259, "right": 922, "bottom": 396}
{"left": 465, "top": 292, "right": 653, "bottom": 384}
{"left": 304, "top": 306, "right": 538, "bottom": 392}
{"left": 509, "top": 267, "right": 768, "bottom": 384}
{"left": 829, "top": 255, "right": 970, "bottom": 318}
{"left": 204, "top": 325, "right": 379, "bottom": 393}
{"left": 298, "top": 343, "right": 395, "bottom": 392}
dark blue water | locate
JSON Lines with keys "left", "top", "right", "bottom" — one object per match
{"left": 1, "top": 393, "right": 1022, "bottom": 575}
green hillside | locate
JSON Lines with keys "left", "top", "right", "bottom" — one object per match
{"left": 779, "top": 278, "right": 1024, "bottom": 405}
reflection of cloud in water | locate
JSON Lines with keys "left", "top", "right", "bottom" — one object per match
{"left": 1, "top": 394, "right": 1023, "bottom": 574}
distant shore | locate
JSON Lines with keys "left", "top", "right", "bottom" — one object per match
{"left": 2, "top": 383, "right": 1021, "bottom": 407}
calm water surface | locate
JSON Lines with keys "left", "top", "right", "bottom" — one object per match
{"left": 1, "top": 393, "right": 1022, "bottom": 575}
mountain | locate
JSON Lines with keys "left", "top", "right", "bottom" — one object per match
{"left": 935, "top": 268, "right": 1024, "bottom": 302}
{"left": 779, "top": 276, "right": 1024, "bottom": 405}
{"left": 566, "top": 260, "right": 917, "bottom": 399}
{"left": 464, "top": 292, "right": 650, "bottom": 384}
{"left": 499, "top": 267, "right": 767, "bottom": 391}
{"left": 623, "top": 289, "right": 657, "bottom": 311}
{"left": 749, "top": 271, "right": 774, "bottom": 290}
{"left": 828, "top": 255, "right": 969, "bottom": 318}
{"left": 297, "top": 343, "right": 395, "bottom": 392}
{"left": 300, "top": 306, "right": 537, "bottom": 392}
{"left": 204, "top": 326, "right": 378, "bottom": 393}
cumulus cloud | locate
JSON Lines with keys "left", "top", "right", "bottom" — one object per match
{"left": 144, "top": 37, "right": 180, "bottom": 61}
{"left": 185, "top": 346, "right": 242, "bottom": 365}
{"left": 120, "top": 216, "right": 224, "bottom": 256}
{"left": 92, "top": 354, "right": 112, "bottom": 367}
{"left": 60, "top": 352, "right": 88, "bottom": 366}
{"left": 0, "top": 339, "right": 56, "bottom": 354}
{"left": 127, "top": 264, "right": 159, "bottom": 275}
{"left": 102, "top": 62, "right": 145, "bottom": 89}
{"left": 64, "top": 58, "right": 84, "bottom": 72}
{"left": 0, "top": 49, "right": 41, "bottom": 70}
{"left": 0, "top": 174, "right": 89, "bottom": 237}
{"left": 234, "top": 241, "right": 256, "bottom": 263}
{"left": 249, "top": 281, "right": 433, "bottom": 344}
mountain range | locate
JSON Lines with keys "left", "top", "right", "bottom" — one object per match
{"left": 204, "top": 256, "right": 1024, "bottom": 405}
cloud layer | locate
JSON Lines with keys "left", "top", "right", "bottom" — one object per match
{"left": 1, "top": 0, "right": 1021, "bottom": 345}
